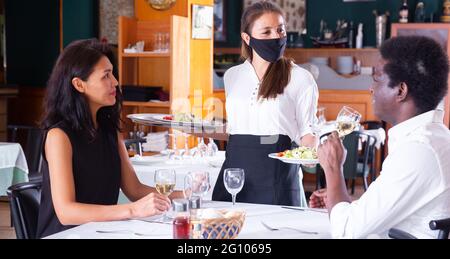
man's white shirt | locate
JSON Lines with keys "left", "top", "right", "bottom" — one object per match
{"left": 330, "top": 110, "right": 450, "bottom": 238}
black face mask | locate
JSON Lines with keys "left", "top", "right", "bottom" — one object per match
{"left": 249, "top": 36, "right": 287, "bottom": 63}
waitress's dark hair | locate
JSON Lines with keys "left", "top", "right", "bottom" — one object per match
{"left": 41, "top": 38, "right": 122, "bottom": 138}
{"left": 241, "top": 1, "right": 293, "bottom": 99}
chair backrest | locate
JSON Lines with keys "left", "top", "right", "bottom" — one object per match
{"left": 7, "top": 125, "right": 44, "bottom": 179}
{"left": 360, "top": 120, "right": 386, "bottom": 163}
{"left": 360, "top": 120, "right": 383, "bottom": 130}
{"left": 7, "top": 180, "right": 42, "bottom": 239}
{"left": 342, "top": 132, "right": 360, "bottom": 180}
{"left": 342, "top": 131, "right": 376, "bottom": 180}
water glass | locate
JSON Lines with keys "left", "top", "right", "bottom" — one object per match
{"left": 224, "top": 168, "right": 245, "bottom": 206}
{"left": 206, "top": 138, "right": 219, "bottom": 156}
{"left": 183, "top": 171, "right": 210, "bottom": 204}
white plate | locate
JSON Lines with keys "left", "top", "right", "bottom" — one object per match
{"left": 151, "top": 114, "right": 225, "bottom": 127}
{"left": 268, "top": 153, "right": 319, "bottom": 165}
{"left": 208, "top": 159, "right": 224, "bottom": 168}
{"left": 129, "top": 155, "right": 166, "bottom": 165}
{"left": 127, "top": 113, "right": 172, "bottom": 126}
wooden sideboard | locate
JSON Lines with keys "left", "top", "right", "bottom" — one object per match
{"left": 214, "top": 47, "right": 381, "bottom": 71}
{"left": 213, "top": 88, "right": 376, "bottom": 122}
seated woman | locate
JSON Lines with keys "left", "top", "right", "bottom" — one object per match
{"left": 36, "top": 39, "right": 182, "bottom": 238}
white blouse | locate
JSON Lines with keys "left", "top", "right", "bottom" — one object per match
{"left": 224, "top": 60, "right": 319, "bottom": 144}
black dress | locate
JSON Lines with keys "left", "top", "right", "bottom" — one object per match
{"left": 212, "top": 134, "right": 301, "bottom": 206}
{"left": 36, "top": 122, "right": 121, "bottom": 238}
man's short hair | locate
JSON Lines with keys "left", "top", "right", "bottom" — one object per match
{"left": 380, "top": 36, "right": 449, "bottom": 113}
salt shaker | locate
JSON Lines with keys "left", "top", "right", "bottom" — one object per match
{"left": 189, "top": 196, "right": 203, "bottom": 239}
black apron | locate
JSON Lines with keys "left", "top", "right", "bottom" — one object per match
{"left": 212, "top": 134, "right": 301, "bottom": 206}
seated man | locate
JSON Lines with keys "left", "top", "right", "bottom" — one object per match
{"left": 312, "top": 36, "right": 450, "bottom": 238}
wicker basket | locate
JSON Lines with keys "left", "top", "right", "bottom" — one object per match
{"left": 199, "top": 210, "right": 246, "bottom": 239}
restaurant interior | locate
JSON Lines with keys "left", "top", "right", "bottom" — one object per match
{"left": 0, "top": 0, "right": 449, "bottom": 240}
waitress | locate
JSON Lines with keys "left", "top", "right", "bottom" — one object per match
{"left": 212, "top": 2, "right": 318, "bottom": 206}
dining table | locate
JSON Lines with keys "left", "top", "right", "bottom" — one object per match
{"left": 45, "top": 201, "right": 331, "bottom": 239}
{"left": 44, "top": 150, "right": 332, "bottom": 239}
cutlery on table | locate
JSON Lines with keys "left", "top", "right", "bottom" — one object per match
{"left": 261, "top": 221, "right": 318, "bottom": 235}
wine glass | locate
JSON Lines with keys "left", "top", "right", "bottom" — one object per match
{"left": 206, "top": 138, "right": 219, "bottom": 157}
{"left": 223, "top": 168, "right": 245, "bottom": 206}
{"left": 317, "top": 106, "right": 327, "bottom": 126}
{"left": 183, "top": 171, "right": 210, "bottom": 205}
{"left": 154, "top": 169, "right": 176, "bottom": 221}
{"left": 182, "top": 133, "right": 192, "bottom": 159}
{"left": 196, "top": 137, "right": 208, "bottom": 157}
{"left": 168, "top": 133, "right": 181, "bottom": 160}
{"left": 335, "top": 106, "right": 362, "bottom": 138}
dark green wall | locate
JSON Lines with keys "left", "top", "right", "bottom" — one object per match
{"left": 219, "top": 0, "right": 444, "bottom": 48}
{"left": 5, "top": 0, "right": 98, "bottom": 87}
{"left": 215, "top": 0, "right": 243, "bottom": 48}
{"left": 62, "top": 0, "right": 98, "bottom": 47}
{"left": 5, "top": 0, "right": 60, "bottom": 87}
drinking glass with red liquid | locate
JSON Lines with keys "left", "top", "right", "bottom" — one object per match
{"left": 172, "top": 199, "right": 191, "bottom": 239}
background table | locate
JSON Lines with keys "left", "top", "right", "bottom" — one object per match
{"left": 118, "top": 152, "right": 225, "bottom": 203}
{"left": 0, "top": 142, "right": 28, "bottom": 196}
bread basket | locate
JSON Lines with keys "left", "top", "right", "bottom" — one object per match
{"left": 195, "top": 210, "right": 246, "bottom": 239}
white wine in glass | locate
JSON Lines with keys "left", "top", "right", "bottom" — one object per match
{"left": 154, "top": 169, "right": 176, "bottom": 221}
{"left": 336, "top": 121, "right": 358, "bottom": 137}
{"left": 156, "top": 183, "right": 176, "bottom": 196}
{"left": 335, "top": 106, "right": 361, "bottom": 138}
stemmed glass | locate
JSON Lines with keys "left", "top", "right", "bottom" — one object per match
{"left": 154, "top": 169, "right": 176, "bottom": 222}
{"left": 196, "top": 137, "right": 208, "bottom": 157}
{"left": 168, "top": 132, "right": 181, "bottom": 160}
{"left": 224, "top": 168, "right": 245, "bottom": 206}
{"left": 317, "top": 106, "right": 326, "bottom": 126}
{"left": 182, "top": 133, "right": 192, "bottom": 159}
{"left": 335, "top": 106, "right": 362, "bottom": 138}
{"left": 183, "top": 171, "right": 210, "bottom": 205}
{"left": 206, "top": 138, "right": 219, "bottom": 156}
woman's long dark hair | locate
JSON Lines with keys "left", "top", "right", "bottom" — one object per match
{"left": 41, "top": 39, "right": 122, "bottom": 138}
{"left": 241, "top": 1, "right": 293, "bottom": 100}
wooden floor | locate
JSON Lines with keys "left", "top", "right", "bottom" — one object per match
{"left": 0, "top": 184, "right": 365, "bottom": 239}
{"left": 0, "top": 198, "right": 15, "bottom": 239}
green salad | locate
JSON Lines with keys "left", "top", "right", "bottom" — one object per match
{"left": 279, "top": 146, "right": 317, "bottom": 159}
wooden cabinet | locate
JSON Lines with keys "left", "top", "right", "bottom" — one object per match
{"left": 284, "top": 48, "right": 380, "bottom": 71}
{"left": 118, "top": 15, "right": 189, "bottom": 133}
{"left": 118, "top": 0, "right": 214, "bottom": 136}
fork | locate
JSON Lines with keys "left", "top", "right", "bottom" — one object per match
{"left": 261, "top": 221, "right": 318, "bottom": 235}
{"left": 96, "top": 230, "right": 133, "bottom": 235}
{"left": 95, "top": 230, "right": 160, "bottom": 237}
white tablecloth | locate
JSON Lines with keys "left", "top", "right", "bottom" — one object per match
{"left": 0, "top": 142, "right": 29, "bottom": 195}
{"left": 45, "top": 201, "right": 331, "bottom": 239}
